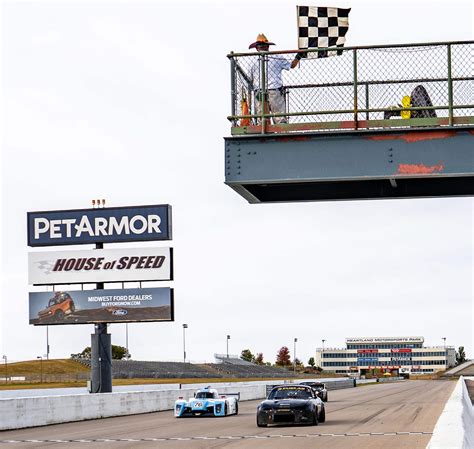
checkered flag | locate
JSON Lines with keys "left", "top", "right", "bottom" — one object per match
{"left": 36, "top": 259, "right": 54, "bottom": 275}
{"left": 297, "top": 6, "right": 351, "bottom": 58}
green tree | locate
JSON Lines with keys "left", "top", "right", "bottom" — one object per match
{"left": 71, "top": 346, "right": 91, "bottom": 359}
{"left": 308, "top": 357, "right": 315, "bottom": 368}
{"left": 72, "top": 345, "right": 129, "bottom": 360}
{"left": 456, "top": 346, "right": 467, "bottom": 365}
{"left": 240, "top": 349, "right": 255, "bottom": 363}
{"left": 255, "top": 353, "right": 264, "bottom": 365}
{"left": 294, "top": 358, "right": 304, "bottom": 371}
{"left": 112, "top": 345, "right": 129, "bottom": 360}
{"left": 276, "top": 346, "right": 291, "bottom": 367}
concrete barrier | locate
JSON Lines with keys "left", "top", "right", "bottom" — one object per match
{"left": 426, "top": 376, "right": 474, "bottom": 449}
{"left": 0, "top": 382, "right": 266, "bottom": 431}
{"left": 0, "top": 377, "right": 404, "bottom": 431}
{"left": 264, "top": 378, "right": 356, "bottom": 396}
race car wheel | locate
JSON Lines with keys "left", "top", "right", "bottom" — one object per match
{"left": 225, "top": 403, "right": 228, "bottom": 416}
{"left": 257, "top": 416, "right": 267, "bottom": 427}
{"left": 235, "top": 402, "right": 239, "bottom": 415}
{"left": 55, "top": 310, "right": 65, "bottom": 320}
{"left": 319, "top": 407, "right": 326, "bottom": 423}
{"left": 312, "top": 410, "right": 319, "bottom": 426}
{"left": 325, "top": 394, "right": 328, "bottom": 402}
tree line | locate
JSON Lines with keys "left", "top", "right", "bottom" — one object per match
{"left": 240, "top": 347, "right": 322, "bottom": 373}
{"left": 70, "top": 345, "right": 469, "bottom": 368}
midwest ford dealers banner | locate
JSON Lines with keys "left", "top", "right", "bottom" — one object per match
{"left": 29, "top": 287, "right": 174, "bottom": 325}
{"left": 27, "top": 205, "right": 171, "bottom": 246}
{"left": 29, "top": 247, "right": 172, "bottom": 285}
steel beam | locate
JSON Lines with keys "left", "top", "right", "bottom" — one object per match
{"left": 224, "top": 127, "right": 474, "bottom": 203}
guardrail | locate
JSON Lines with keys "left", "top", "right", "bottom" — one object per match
{"left": 427, "top": 376, "right": 474, "bottom": 449}
{"left": 228, "top": 40, "right": 474, "bottom": 135}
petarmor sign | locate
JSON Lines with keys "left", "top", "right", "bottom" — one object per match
{"left": 27, "top": 205, "right": 172, "bottom": 246}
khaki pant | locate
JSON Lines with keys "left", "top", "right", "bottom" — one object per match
{"left": 255, "top": 89, "right": 287, "bottom": 124}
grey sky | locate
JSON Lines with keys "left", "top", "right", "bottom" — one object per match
{"left": 1, "top": 0, "right": 473, "bottom": 365}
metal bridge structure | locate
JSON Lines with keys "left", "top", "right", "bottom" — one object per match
{"left": 225, "top": 41, "right": 474, "bottom": 202}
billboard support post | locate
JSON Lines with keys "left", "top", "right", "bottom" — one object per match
{"left": 90, "top": 242, "right": 112, "bottom": 393}
{"left": 91, "top": 323, "right": 112, "bottom": 393}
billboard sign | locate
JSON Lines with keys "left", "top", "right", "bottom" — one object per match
{"left": 391, "top": 357, "right": 411, "bottom": 363}
{"left": 29, "top": 247, "right": 173, "bottom": 285}
{"left": 357, "top": 357, "right": 379, "bottom": 365}
{"left": 27, "top": 205, "right": 172, "bottom": 247}
{"left": 29, "top": 287, "right": 174, "bottom": 325}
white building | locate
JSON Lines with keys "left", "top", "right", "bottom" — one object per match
{"left": 315, "top": 336, "right": 456, "bottom": 375}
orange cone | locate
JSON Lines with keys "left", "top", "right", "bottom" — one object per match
{"left": 240, "top": 98, "right": 250, "bottom": 126}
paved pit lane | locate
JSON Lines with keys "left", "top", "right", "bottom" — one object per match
{"left": 0, "top": 380, "right": 454, "bottom": 449}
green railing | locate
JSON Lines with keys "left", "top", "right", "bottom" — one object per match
{"left": 228, "top": 41, "right": 474, "bottom": 135}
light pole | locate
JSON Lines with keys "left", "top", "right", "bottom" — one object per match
{"left": 226, "top": 335, "right": 230, "bottom": 358}
{"left": 183, "top": 324, "right": 188, "bottom": 363}
{"left": 442, "top": 337, "right": 447, "bottom": 366}
{"left": 37, "top": 356, "right": 43, "bottom": 383}
{"left": 2, "top": 355, "right": 7, "bottom": 384}
{"left": 125, "top": 323, "right": 130, "bottom": 360}
{"left": 293, "top": 338, "right": 298, "bottom": 374}
{"left": 322, "top": 339, "right": 326, "bottom": 372}
{"left": 46, "top": 326, "right": 50, "bottom": 360}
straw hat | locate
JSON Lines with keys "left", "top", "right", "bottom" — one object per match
{"left": 249, "top": 33, "right": 275, "bottom": 49}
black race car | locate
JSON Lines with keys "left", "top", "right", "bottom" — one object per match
{"left": 299, "top": 381, "right": 328, "bottom": 402}
{"left": 256, "top": 385, "right": 325, "bottom": 427}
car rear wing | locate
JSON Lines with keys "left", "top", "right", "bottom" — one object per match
{"left": 220, "top": 392, "right": 240, "bottom": 401}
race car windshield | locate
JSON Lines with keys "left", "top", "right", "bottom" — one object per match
{"left": 195, "top": 392, "right": 215, "bottom": 399}
{"left": 269, "top": 388, "right": 312, "bottom": 400}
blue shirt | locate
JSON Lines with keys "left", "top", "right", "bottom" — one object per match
{"left": 249, "top": 55, "right": 292, "bottom": 90}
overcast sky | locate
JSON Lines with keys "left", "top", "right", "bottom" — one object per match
{"left": 1, "top": 0, "right": 473, "bottom": 365}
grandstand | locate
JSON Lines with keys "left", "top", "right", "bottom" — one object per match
{"left": 73, "top": 355, "right": 298, "bottom": 379}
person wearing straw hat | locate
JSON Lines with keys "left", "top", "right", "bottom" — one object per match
{"left": 248, "top": 33, "right": 300, "bottom": 125}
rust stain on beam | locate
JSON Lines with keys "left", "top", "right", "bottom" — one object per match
{"left": 367, "top": 131, "right": 457, "bottom": 143}
{"left": 277, "top": 136, "right": 311, "bottom": 142}
{"left": 397, "top": 163, "right": 445, "bottom": 174}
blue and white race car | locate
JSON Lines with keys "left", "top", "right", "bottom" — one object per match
{"left": 174, "top": 387, "right": 239, "bottom": 417}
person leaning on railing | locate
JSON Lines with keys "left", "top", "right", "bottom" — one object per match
{"left": 248, "top": 34, "right": 300, "bottom": 124}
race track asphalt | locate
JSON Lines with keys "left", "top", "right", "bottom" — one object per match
{"left": 0, "top": 380, "right": 455, "bottom": 448}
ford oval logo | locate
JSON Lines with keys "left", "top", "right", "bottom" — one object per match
{"left": 112, "top": 309, "right": 128, "bottom": 316}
